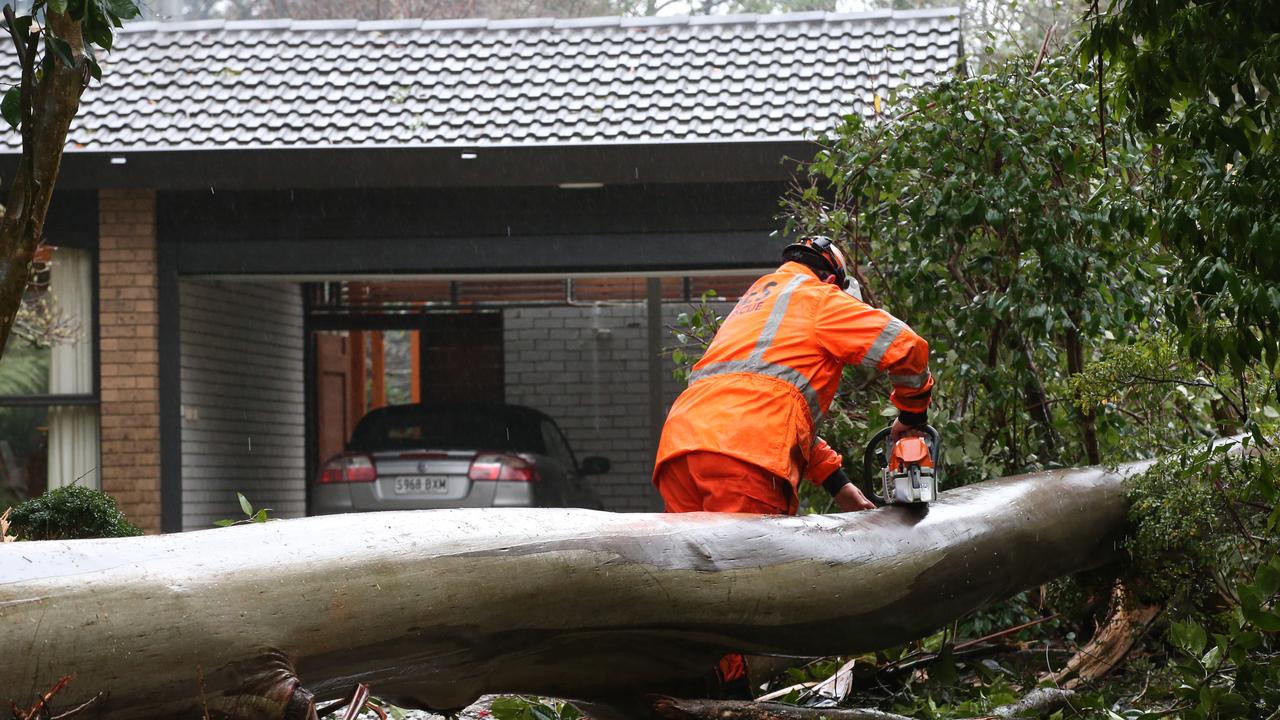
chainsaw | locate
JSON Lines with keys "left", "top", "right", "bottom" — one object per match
{"left": 861, "top": 424, "right": 943, "bottom": 506}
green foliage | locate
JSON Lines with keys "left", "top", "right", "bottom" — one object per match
{"left": 890, "top": 675, "right": 1022, "bottom": 719}
{"left": 1126, "top": 444, "right": 1251, "bottom": 608}
{"left": 1086, "top": 0, "right": 1280, "bottom": 373}
{"left": 214, "top": 492, "right": 273, "bottom": 527}
{"left": 1, "top": 0, "right": 141, "bottom": 130}
{"left": 1068, "top": 336, "right": 1186, "bottom": 412}
{"left": 1160, "top": 556, "right": 1280, "bottom": 718}
{"left": 1106, "top": 440, "right": 1280, "bottom": 718}
{"left": 7, "top": 484, "right": 142, "bottom": 540}
{"left": 669, "top": 290, "right": 725, "bottom": 383}
{"left": 1064, "top": 332, "right": 1263, "bottom": 459}
{"left": 490, "top": 697, "right": 581, "bottom": 720}
{"left": 785, "top": 54, "right": 1154, "bottom": 476}
{"left": 0, "top": 86, "right": 19, "bottom": 129}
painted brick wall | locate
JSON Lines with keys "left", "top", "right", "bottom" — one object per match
{"left": 179, "top": 280, "right": 306, "bottom": 530}
{"left": 504, "top": 302, "right": 723, "bottom": 512}
{"left": 98, "top": 188, "right": 161, "bottom": 533}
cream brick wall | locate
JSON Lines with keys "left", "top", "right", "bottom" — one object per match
{"left": 97, "top": 189, "right": 161, "bottom": 533}
{"left": 503, "top": 302, "right": 718, "bottom": 512}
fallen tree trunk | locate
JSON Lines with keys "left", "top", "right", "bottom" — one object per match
{"left": 1, "top": 458, "right": 1156, "bottom": 718}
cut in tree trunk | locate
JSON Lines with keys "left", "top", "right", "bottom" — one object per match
{"left": 1, "top": 456, "right": 1166, "bottom": 718}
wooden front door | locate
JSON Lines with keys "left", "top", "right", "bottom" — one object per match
{"left": 314, "top": 333, "right": 352, "bottom": 464}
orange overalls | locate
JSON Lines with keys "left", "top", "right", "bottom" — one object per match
{"left": 654, "top": 261, "right": 933, "bottom": 514}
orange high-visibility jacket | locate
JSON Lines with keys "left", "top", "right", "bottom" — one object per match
{"left": 655, "top": 261, "right": 933, "bottom": 493}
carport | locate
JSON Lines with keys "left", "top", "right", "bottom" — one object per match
{"left": 0, "top": 10, "right": 961, "bottom": 531}
{"left": 163, "top": 180, "right": 782, "bottom": 525}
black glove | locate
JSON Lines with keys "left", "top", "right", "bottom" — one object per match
{"left": 898, "top": 409, "right": 929, "bottom": 426}
{"left": 822, "top": 467, "right": 853, "bottom": 497}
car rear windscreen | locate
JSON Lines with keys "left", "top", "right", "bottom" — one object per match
{"left": 349, "top": 407, "right": 544, "bottom": 454}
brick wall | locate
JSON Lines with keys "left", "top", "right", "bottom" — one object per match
{"left": 97, "top": 189, "right": 161, "bottom": 533}
{"left": 504, "top": 302, "right": 724, "bottom": 512}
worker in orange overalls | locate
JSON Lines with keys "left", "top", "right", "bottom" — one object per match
{"left": 655, "top": 235, "right": 933, "bottom": 515}
{"left": 653, "top": 235, "right": 935, "bottom": 696}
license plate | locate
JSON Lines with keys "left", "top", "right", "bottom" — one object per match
{"left": 393, "top": 476, "right": 450, "bottom": 495}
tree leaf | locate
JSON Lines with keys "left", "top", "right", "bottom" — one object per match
{"left": 45, "top": 35, "right": 76, "bottom": 69}
{"left": 107, "top": 0, "right": 141, "bottom": 20}
{"left": 1254, "top": 555, "right": 1280, "bottom": 597}
{"left": 49, "top": 0, "right": 69, "bottom": 14}
{"left": 1198, "top": 644, "right": 1221, "bottom": 670}
{"left": 12, "top": 15, "right": 32, "bottom": 44}
{"left": 237, "top": 492, "right": 253, "bottom": 517}
{"left": 1171, "top": 620, "right": 1207, "bottom": 657}
{"left": 1, "top": 86, "right": 21, "bottom": 130}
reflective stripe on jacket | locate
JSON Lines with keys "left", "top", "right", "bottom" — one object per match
{"left": 655, "top": 262, "right": 933, "bottom": 491}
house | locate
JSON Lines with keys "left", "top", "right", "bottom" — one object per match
{"left": 0, "top": 9, "right": 961, "bottom": 532}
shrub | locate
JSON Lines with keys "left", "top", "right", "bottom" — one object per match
{"left": 7, "top": 485, "right": 143, "bottom": 540}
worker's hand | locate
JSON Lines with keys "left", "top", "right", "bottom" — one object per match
{"left": 833, "top": 483, "right": 876, "bottom": 512}
{"left": 890, "top": 417, "right": 924, "bottom": 442}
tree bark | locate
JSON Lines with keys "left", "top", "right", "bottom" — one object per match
{"left": 1064, "top": 325, "right": 1101, "bottom": 465}
{"left": 991, "top": 687, "right": 1076, "bottom": 718}
{"left": 0, "top": 456, "right": 1164, "bottom": 718}
{"left": 1015, "top": 335, "right": 1061, "bottom": 461}
{"left": 0, "top": 11, "right": 89, "bottom": 355}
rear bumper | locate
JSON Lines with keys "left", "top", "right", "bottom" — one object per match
{"left": 309, "top": 481, "right": 537, "bottom": 514}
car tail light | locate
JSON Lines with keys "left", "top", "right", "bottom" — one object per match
{"left": 318, "top": 453, "right": 377, "bottom": 484}
{"left": 468, "top": 453, "right": 539, "bottom": 482}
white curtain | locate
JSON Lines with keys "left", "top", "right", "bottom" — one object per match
{"left": 48, "top": 248, "right": 99, "bottom": 490}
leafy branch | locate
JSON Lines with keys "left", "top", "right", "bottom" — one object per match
{"left": 0, "top": 0, "right": 139, "bottom": 357}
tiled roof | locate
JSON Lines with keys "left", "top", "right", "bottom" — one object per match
{"left": 9, "top": 9, "right": 960, "bottom": 152}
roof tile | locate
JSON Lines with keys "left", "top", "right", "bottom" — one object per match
{"left": 4, "top": 9, "right": 959, "bottom": 152}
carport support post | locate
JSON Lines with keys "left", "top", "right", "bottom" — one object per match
{"left": 647, "top": 278, "right": 664, "bottom": 458}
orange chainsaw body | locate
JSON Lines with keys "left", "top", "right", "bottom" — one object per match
{"left": 863, "top": 425, "right": 942, "bottom": 505}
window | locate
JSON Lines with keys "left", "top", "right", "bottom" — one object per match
{"left": 0, "top": 246, "right": 97, "bottom": 508}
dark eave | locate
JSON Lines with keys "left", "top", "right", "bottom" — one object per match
{"left": 2, "top": 139, "right": 817, "bottom": 191}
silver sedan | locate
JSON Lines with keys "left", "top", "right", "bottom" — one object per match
{"left": 310, "top": 403, "right": 610, "bottom": 514}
